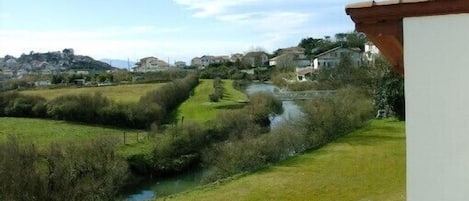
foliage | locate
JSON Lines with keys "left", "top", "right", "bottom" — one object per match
{"left": 301, "top": 87, "right": 373, "bottom": 147}
{"left": 375, "top": 68, "right": 405, "bottom": 120}
{"left": 159, "top": 120, "right": 405, "bottom": 201}
{"left": 129, "top": 92, "right": 282, "bottom": 177}
{"left": 0, "top": 136, "right": 128, "bottom": 201}
{"left": 245, "top": 92, "right": 283, "bottom": 127}
{"left": 202, "top": 87, "right": 372, "bottom": 181}
{"left": 209, "top": 77, "right": 224, "bottom": 102}
{"left": 0, "top": 92, "right": 47, "bottom": 118}
{"left": 3, "top": 74, "right": 199, "bottom": 129}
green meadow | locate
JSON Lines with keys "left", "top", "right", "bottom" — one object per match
{"left": 0, "top": 117, "right": 149, "bottom": 157}
{"left": 20, "top": 83, "right": 165, "bottom": 103}
{"left": 157, "top": 119, "right": 406, "bottom": 201}
{"left": 176, "top": 79, "right": 248, "bottom": 123}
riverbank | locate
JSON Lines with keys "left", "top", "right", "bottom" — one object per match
{"left": 156, "top": 119, "right": 406, "bottom": 201}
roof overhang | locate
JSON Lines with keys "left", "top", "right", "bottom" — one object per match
{"left": 346, "top": 0, "right": 469, "bottom": 75}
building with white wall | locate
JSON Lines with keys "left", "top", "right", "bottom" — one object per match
{"left": 347, "top": 1, "right": 469, "bottom": 200}
{"left": 312, "top": 47, "right": 363, "bottom": 69}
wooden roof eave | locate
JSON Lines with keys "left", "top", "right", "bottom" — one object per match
{"left": 346, "top": 0, "right": 469, "bottom": 76}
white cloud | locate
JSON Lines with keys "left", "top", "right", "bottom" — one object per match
{"left": 173, "top": 0, "right": 261, "bottom": 17}
{"left": 172, "top": 0, "right": 322, "bottom": 51}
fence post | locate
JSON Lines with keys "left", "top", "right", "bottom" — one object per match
{"left": 124, "top": 132, "right": 126, "bottom": 145}
{"left": 137, "top": 132, "right": 139, "bottom": 142}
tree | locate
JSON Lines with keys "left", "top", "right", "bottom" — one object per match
{"left": 375, "top": 69, "right": 405, "bottom": 120}
{"left": 345, "top": 32, "right": 367, "bottom": 50}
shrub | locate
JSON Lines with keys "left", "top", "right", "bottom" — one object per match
{"left": 245, "top": 92, "right": 283, "bottom": 127}
{"left": 202, "top": 123, "right": 305, "bottom": 181}
{"left": 0, "top": 92, "right": 47, "bottom": 118}
{"left": 209, "top": 78, "right": 224, "bottom": 102}
{"left": 0, "top": 136, "right": 128, "bottom": 201}
{"left": 301, "top": 86, "right": 373, "bottom": 147}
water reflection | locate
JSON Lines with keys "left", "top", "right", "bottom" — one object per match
{"left": 245, "top": 83, "right": 304, "bottom": 129}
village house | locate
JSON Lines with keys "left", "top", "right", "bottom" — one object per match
{"left": 174, "top": 61, "right": 187, "bottom": 68}
{"left": 191, "top": 55, "right": 230, "bottom": 68}
{"left": 191, "top": 57, "right": 202, "bottom": 67}
{"left": 269, "top": 47, "right": 311, "bottom": 68}
{"left": 312, "top": 46, "right": 363, "bottom": 69}
{"left": 243, "top": 51, "right": 269, "bottom": 68}
{"left": 133, "top": 57, "right": 169, "bottom": 72}
{"left": 230, "top": 53, "right": 244, "bottom": 62}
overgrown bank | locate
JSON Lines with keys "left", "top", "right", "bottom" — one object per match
{"left": 157, "top": 119, "right": 405, "bottom": 201}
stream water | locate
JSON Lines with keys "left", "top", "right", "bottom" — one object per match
{"left": 245, "top": 83, "right": 304, "bottom": 129}
{"left": 125, "top": 83, "right": 303, "bottom": 201}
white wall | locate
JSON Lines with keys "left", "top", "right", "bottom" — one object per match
{"left": 404, "top": 14, "right": 469, "bottom": 201}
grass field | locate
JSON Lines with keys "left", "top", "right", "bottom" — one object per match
{"left": 0, "top": 117, "right": 150, "bottom": 157}
{"left": 158, "top": 119, "right": 406, "bottom": 201}
{"left": 176, "top": 79, "right": 248, "bottom": 123}
{"left": 20, "top": 83, "right": 165, "bottom": 103}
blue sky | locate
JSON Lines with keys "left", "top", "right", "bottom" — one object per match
{"left": 0, "top": 0, "right": 357, "bottom": 63}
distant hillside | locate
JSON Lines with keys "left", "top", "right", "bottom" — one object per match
{"left": 100, "top": 59, "right": 135, "bottom": 69}
{"left": 0, "top": 49, "right": 117, "bottom": 73}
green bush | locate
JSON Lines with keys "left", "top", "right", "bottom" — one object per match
{"left": 245, "top": 92, "right": 283, "bottom": 127}
{"left": 202, "top": 123, "right": 305, "bottom": 181}
{"left": 301, "top": 86, "right": 373, "bottom": 147}
{"left": 0, "top": 136, "right": 128, "bottom": 201}
{"left": 209, "top": 77, "right": 224, "bottom": 102}
{"left": 0, "top": 92, "right": 47, "bottom": 117}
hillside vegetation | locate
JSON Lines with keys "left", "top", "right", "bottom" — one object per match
{"left": 157, "top": 119, "right": 405, "bottom": 201}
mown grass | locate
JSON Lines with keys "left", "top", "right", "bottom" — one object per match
{"left": 0, "top": 117, "right": 150, "bottom": 157}
{"left": 20, "top": 83, "right": 165, "bottom": 103}
{"left": 158, "top": 119, "right": 406, "bottom": 201}
{"left": 176, "top": 79, "right": 248, "bottom": 123}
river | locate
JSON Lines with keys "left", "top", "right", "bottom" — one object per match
{"left": 245, "top": 83, "right": 304, "bottom": 129}
{"left": 125, "top": 83, "right": 303, "bottom": 201}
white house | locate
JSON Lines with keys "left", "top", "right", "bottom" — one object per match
{"left": 347, "top": 1, "right": 469, "bottom": 200}
{"left": 191, "top": 55, "right": 229, "bottom": 68}
{"left": 269, "top": 47, "right": 311, "bottom": 68}
{"left": 312, "top": 47, "right": 363, "bottom": 69}
{"left": 133, "top": 57, "right": 169, "bottom": 72}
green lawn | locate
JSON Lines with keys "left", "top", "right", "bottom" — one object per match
{"left": 176, "top": 79, "right": 248, "bottom": 123}
{"left": 20, "top": 83, "right": 165, "bottom": 103}
{"left": 158, "top": 119, "right": 406, "bottom": 201}
{"left": 0, "top": 117, "right": 150, "bottom": 157}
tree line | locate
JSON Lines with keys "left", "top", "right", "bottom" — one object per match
{"left": 0, "top": 74, "right": 199, "bottom": 129}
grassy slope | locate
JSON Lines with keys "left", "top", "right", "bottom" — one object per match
{"left": 176, "top": 79, "right": 248, "bottom": 123}
{"left": 158, "top": 119, "right": 406, "bottom": 201}
{"left": 0, "top": 117, "right": 149, "bottom": 157}
{"left": 20, "top": 83, "right": 164, "bottom": 103}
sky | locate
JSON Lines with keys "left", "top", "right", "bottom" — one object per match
{"left": 0, "top": 0, "right": 358, "bottom": 63}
